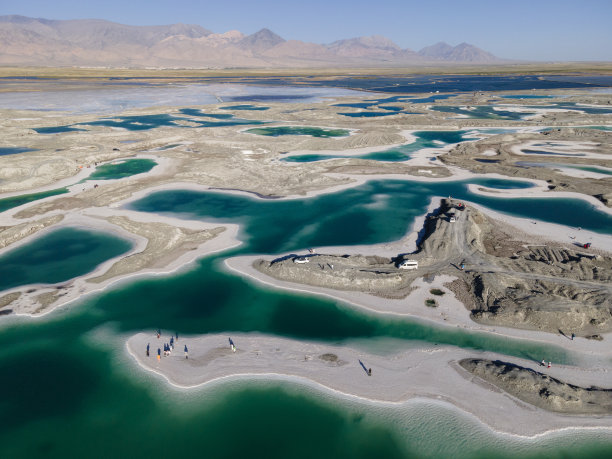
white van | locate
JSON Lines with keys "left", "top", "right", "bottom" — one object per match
{"left": 398, "top": 260, "right": 418, "bottom": 270}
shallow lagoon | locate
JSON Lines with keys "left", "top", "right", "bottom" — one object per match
{"left": 246, "top": 126, "right": 351, "bottom": 138}
{"left": 86, "top": 159, "right": 157, "bottom": 180}
{"left": 0, "top": 147, "right": 38, "bottom": 156}
{"left": 221, "top": 104, "right": 270, "bottom": 110}
{"left": 0, "top": 227, "right": 132, "bottom": 292}
{"left": 35, "top": 112, "right": 266, "bottom": 133}
{"left": 0, "top": 187, "right": 69, "bottom": 213}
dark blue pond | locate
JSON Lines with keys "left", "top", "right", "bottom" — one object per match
{"left": 242, "top": 75, "right": 608, "bottom": 93}
{"left": 0, "top": 147, "right": 37, "bottom": 156}
{"left": 34, "top": 126, "right": 87, "bottom": 134}
{"left": 35, "top": 113, "right": 266, "bottom": 133}
{"left": 501, "top": 95, "right": 554, "bottom": 99}
{"left": 222, "top": 104, "right": 270, "bottom": 111}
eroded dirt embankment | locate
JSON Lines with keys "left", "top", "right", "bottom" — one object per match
{"left": 460, "top": 358, "right": 612, "bottom": 415}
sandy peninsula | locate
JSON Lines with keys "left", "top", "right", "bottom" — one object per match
{"left": 126, "top": 332, "right": 612, "bottom": 436}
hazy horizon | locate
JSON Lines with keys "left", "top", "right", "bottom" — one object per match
{"left": 3, "top": 0, "right": 612, "bottom": 62}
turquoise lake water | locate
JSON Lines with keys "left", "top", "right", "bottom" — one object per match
{"left": 0, "top": 227, "right": 132, "bottom": 291}
{"left": 86, "top": 159, "right": 157, "bottom": 180}
{"left": 179, "top": 108, "right": 235, "bottom": 119}
{"left": 0, "top": 187, "right": 68, "bottom": 213}
{"left": 1, "top": 176, "right": 612, "bottom": 457}
{"left": 34, "top": 125, "right": 87, "bottom": 134}
{"left": 246, "top": 126, "right": 350, "bottom": 138}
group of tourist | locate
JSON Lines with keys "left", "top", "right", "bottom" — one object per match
{"left": 147, "top": 331, "right": 189, "bottom": 360}
{"left": 147, "top": 333, "right": 241, "bottom": 362}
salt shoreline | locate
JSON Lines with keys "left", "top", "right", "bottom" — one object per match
{"left": 126, "top": 332, "right": 612, "bottom": 437}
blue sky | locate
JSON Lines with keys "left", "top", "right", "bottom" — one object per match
{"left": 2, "top": 0, "right": 611, "bottom": 61}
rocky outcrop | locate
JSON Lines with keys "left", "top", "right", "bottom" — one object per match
{"left": 460, "top": 358, "right": 612, "bottom": 414}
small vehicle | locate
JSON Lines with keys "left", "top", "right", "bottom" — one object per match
{"left": 449, "top": 216, "right": 457, "bottom": 223}
{"left": 293, "top": 257, "right": 310, "bottom": 264}
{"left": 398, "top": 260, "right": 418, "bottom": 270}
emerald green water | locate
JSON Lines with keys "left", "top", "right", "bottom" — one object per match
{"left": 0, "top": 187, "right": 68, "bottom": 213}
{"left": 2, "top": 176, "right": 612, "bottom": 456}
{"left": 87, "top": 159, "right": 157, "bottom": 180}
{"left": 0, "top": 227, "right": 132, "bottom": 291}
{"left": 246, "top": 126, "right": 350, "bottom": 138}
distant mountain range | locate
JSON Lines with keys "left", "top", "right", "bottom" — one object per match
{"left": 0, "top": 15, "right": 503, "bottom": 68}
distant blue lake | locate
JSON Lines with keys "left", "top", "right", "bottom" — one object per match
{"left": 431, "top": 105, "right": 526, "bottom": 120}
{"left": 34, "top": 126, "right": 87, "bottom": 134}
{"left": 521, "top": 149, "right": 586, "bottom": 157}
{"left": 0, "top": 147, "right": 37, "bottom": 156}
{"left": 338, "top": 111, "right": 401, "bottom": 118}
{"left": 179, "top": 109, "right": 234, "bottom": 119}
{"left": 247, "top": 126, "right": 350, "bottom": 138}
{"left": 429, "top": 102, "right": 612, "bottom": 120}
{"left": 35, "top": 112, "right": 266, "bottom": 133}
{"left": 501, "top": 95, "right": 554, "bottom": 99}
{"left": 222, "top": 104, "right": 270, "bottom": 111}
{"left": 516, "top": 161, "right": 612, "bottom": 175}
{"left": 247, "top": 74, "right": 610, "bottom": 93}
